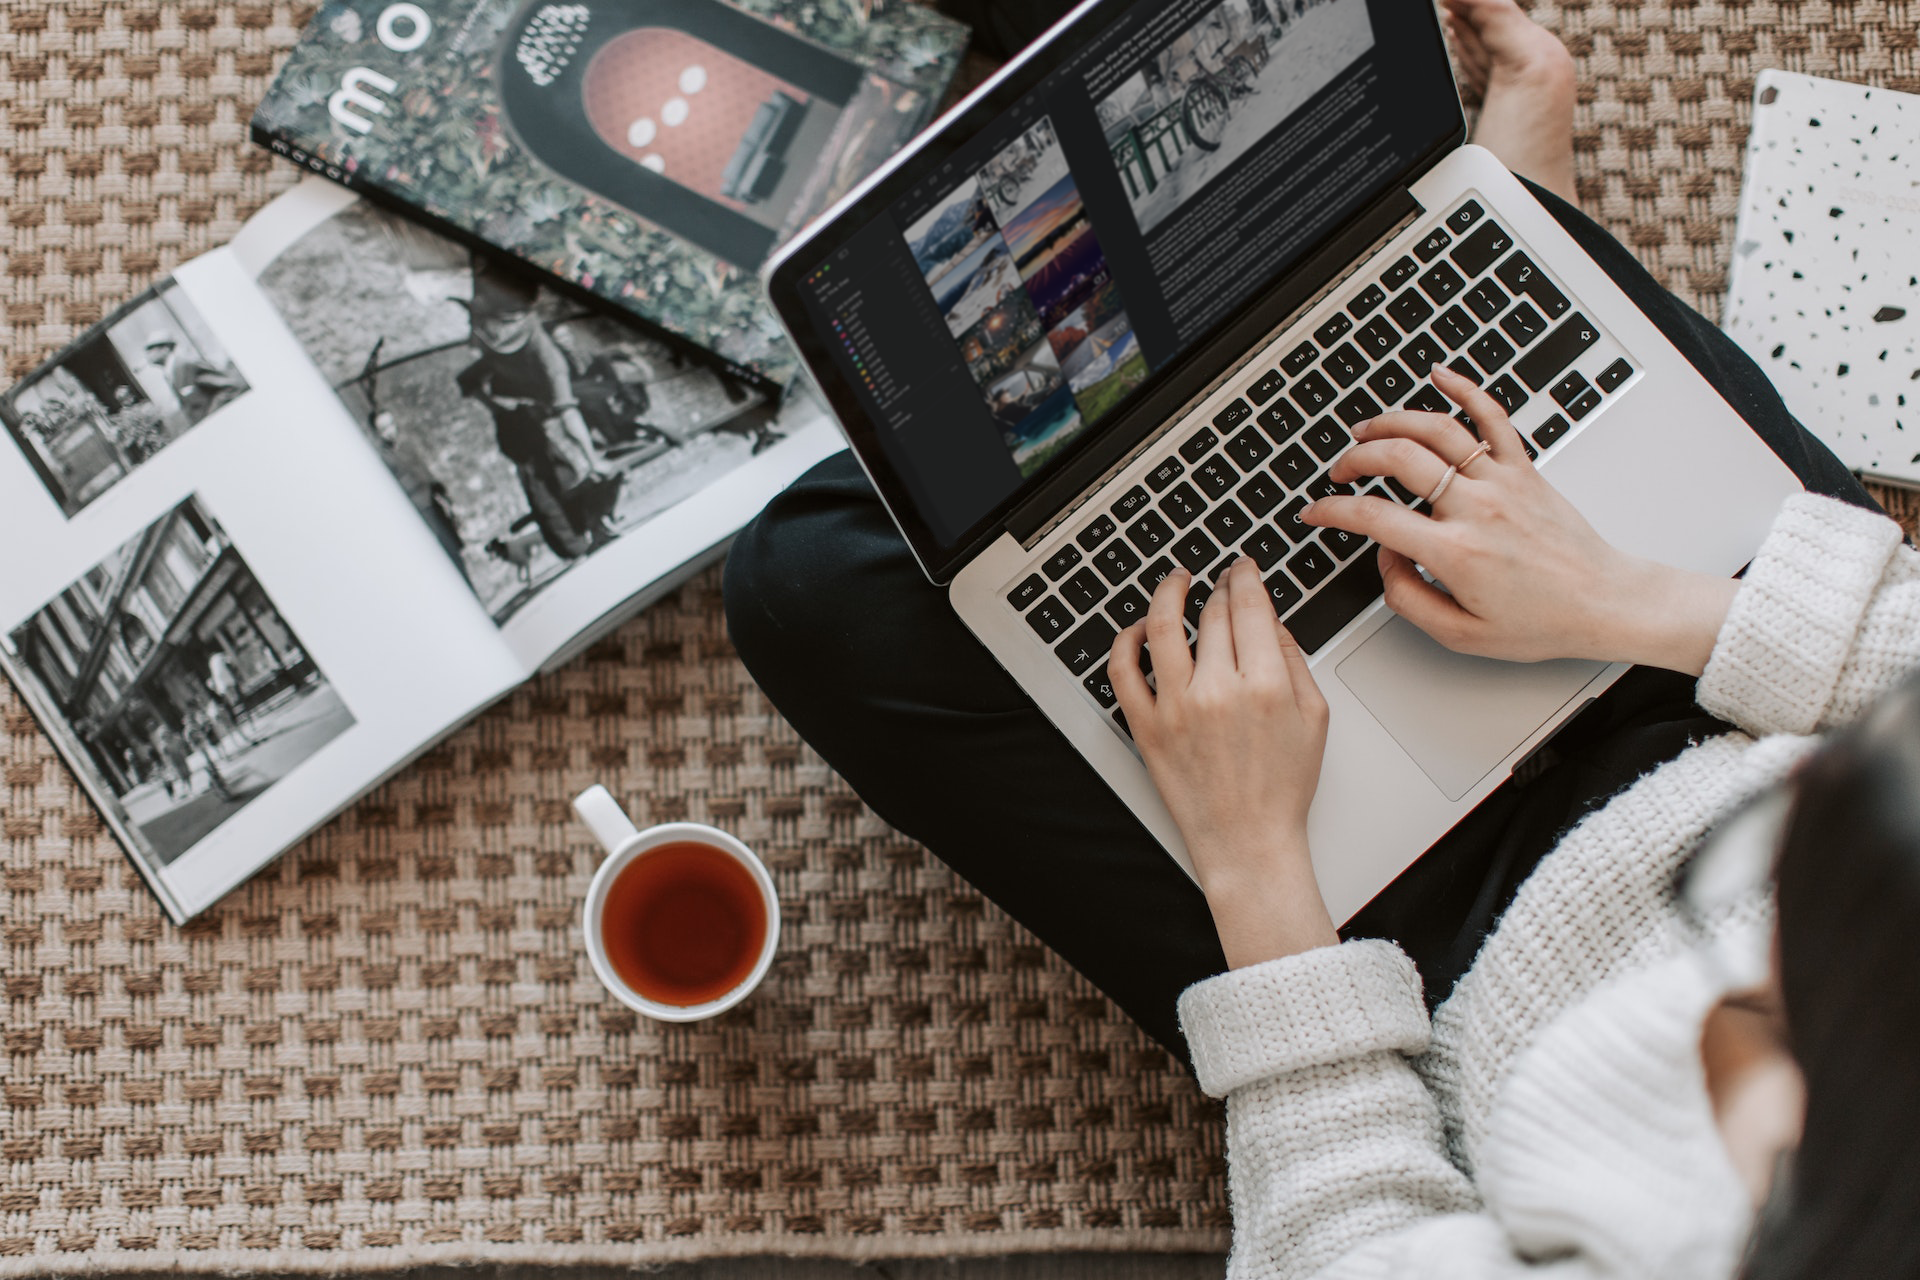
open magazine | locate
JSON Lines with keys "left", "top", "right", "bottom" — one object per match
{"left": 0, "top": 178, "right": 840, "bottom": 923}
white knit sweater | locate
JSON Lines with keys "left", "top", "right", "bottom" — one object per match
{"left": 1177, "top": 494, "right": 1920, "bottom": 1279}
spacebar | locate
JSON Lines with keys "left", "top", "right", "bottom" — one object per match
{"left": 1283, "top": 546, "right": 1383, "bottom": 655}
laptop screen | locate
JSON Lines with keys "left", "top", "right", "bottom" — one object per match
{"left": 773, "top": 0, "right": 1461, "bottom": 578}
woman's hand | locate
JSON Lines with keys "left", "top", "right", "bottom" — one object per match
{"left": 1304, "top": 365, "right": 1737, "bottom": 674}
{"left": 1110, "top": 557, "right": 1338, "bottom": 968}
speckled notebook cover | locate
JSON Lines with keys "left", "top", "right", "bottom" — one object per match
{"left": 1725, "top": 70, "right": 1920, "bottom": 487}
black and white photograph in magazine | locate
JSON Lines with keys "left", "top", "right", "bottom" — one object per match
{"left": 1097, "top": 0, "right": 1376, "bottom": 235}
{"left": 1, "top": 281, "right": 249, "bottom": 516}
{"left": 255, "top": 202, "right": 784, "bottom": 624}
{"left": 4, "top": 497, "right": 354, "bottom": 868}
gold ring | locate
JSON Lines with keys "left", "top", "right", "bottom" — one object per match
{"left": 1458, "top": 440, "right": 1494, "bottom": 472}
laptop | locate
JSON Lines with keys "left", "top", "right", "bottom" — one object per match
{"left": 762, "top": 0, "right": 1803, "bottom": 923}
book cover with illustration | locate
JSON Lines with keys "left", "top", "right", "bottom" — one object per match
{"left": 252, "top": 0, "right": 970, "bottom": 386}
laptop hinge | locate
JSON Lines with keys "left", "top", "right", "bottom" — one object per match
{"left": 1006, "top": 188, "right": 1423, "bottom": 549}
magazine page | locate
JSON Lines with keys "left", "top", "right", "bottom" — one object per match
{"left": 0, "top": 208, "right": 525, "bottom": 922}
{"left": 233, "top": 187, "right": 843, "bottom": 670}
{"left": 249, "top": 0, "right": 969, "bottom": 386}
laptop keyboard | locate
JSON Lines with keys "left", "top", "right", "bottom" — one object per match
{"left": 1002, "top": 194, "right": 1641, "bottom": 744}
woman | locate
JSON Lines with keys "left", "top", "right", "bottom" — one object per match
{"left": 723, "top": 0, "right": 1920, "bottom": 1271}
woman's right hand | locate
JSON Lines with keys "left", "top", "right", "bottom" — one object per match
{"left": 1303, "top": 365, "right": 1737, "bottom": 675}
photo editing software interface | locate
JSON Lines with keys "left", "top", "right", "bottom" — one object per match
{"left": 799, "top": 0, "right": 1455, "bottom": 548}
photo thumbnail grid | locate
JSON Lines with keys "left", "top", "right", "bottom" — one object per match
{"left": 903, "top": 116, "right": 1151, "bottom": 478}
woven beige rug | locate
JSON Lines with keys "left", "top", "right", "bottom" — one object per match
{"left": 1, "top": 0, "right": 1917, "bottom": 1271}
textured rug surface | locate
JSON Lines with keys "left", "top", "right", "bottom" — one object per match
{"left": 0, "top": 0, "right": 1917, "bottom": 1271}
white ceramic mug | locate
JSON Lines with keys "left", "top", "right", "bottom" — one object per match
{"left": 573, "top": 785, "right": 781, "bottom": 1022}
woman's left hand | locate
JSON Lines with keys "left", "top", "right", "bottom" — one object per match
{"left": 1110, "top": 557, "right": 1339, "bottom": 967}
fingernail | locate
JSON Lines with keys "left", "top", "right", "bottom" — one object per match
{"left": 1352, "top": 418, "right": 1372, "bottom": 437}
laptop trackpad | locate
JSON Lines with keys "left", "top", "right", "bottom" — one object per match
{"left": 1336, "top": 616, "right": 1607, "bottom": 801}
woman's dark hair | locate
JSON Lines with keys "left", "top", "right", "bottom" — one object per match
{"left": 1744, "top": 669, "right": 1920, "bottom": 1280}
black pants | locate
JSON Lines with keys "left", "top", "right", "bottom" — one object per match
{"left": 723, "top": 184, "right": 1877, "bottom": 1060}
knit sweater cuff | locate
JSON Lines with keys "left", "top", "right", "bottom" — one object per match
{"left": 1177, "top": 940, "right": 1429, "bottom": 1099}
{"left": 1698, "top": 494, "right": 1902, "bottom": 736}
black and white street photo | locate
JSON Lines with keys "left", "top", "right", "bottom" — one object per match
{"left": 1098, "top": 0, "right": 1376, "bottom": 235}
{"left": 5, "top": 497, "right": 354, "bottom": 868}
{"left": 2, "top": 282, "right": 249, "bottom": 515}
{"left": 255, "top": 202, "right": 785, "bottom": 624}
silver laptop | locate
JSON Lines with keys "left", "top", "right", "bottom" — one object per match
{"left": 763, "top": 0, "right": 1801, "bottom": 923}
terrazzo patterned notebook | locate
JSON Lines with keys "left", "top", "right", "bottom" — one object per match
{"left": 1725, "top": 70, "right": 1920, "bottom": 486}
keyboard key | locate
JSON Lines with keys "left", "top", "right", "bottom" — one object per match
{"left": 1213, "top": 398, "right": 1253, "bottom": 432}
{"left": 1055, "top": 616, "right": 1117, "bottom": 675}
{"left": 1320, "top": 526, "right": 1366, "bottom": 561}
{"left": 1287, "top": 542, "right": 1336, "bottom": 590}
{"left": 1334, "top": 388, "right": 1382, "bottom": 428}
{"left": 1076, "top": 513, "right": 1118, "bottom": 551}
{"left": 1303, "top": 418, "right": 1351, "bottom": 461}
{"left": 1398, "top": 333, "right": 1447, "bottom": 378}
{"left": 1027, "top": 596, "right": 1074, "bottom": 641}
{"left": 1419, "top": 261, "right": 1466, "bottom": 304}
{"left": 1104, "top": 585, "right": 1150, "bottom": 628}
{"left": 1349, "top": 283, "right": 1387, "bottom": 319}
{"left": 1445, "top": 200, "right": 1484, "bottom": 234}
{"left": 1521, "top": 436, "right": 1537, "bottom": 461}
{"left": 1385, "top": 476, "right": 1420, "bottom": 504}
{"left": 1567, "top": 386, "right": 1603, "bottom": 420}
{"left": 1532, "top": 413, "right": 1572, "bottom": 449}
{"left": 1494, "top": 252, "right": 1571, "bottom": 318}
{"left": 1325, "top": 343, "right": 1369, "bottom": 388}
{"left": 1550, "top": 370, "right": 1591, "bottom": 408}
{"left": 1273, "top": 444, "right": 1317, "bottom": 488}
{"left": 1248, "top": 367, "right": 1287, "bottom": 403}
{"left": 1355, "top": 317, "right": 1400, "bottom": 360}
{"left": 1007, "top": 574, "right": 1045, "bottom": 611}
{"left": 1290, "top": 370, "right": 1337, "bottom": 415}
{"left": 1486, "top": 374, "right": 1529, "bottom": 415}
{"left": 1257, "top": 397, "right": 1307, "bottom": 442}
{"left": 1469, "top": 330, "right": 1516, "bottom": 374}
{"left": 1126, "top": 510, "right": 1175, "bottom": 555}
{"left": 1596, "top": 358, "right": 1634, "bottom": 393}
{"left": 1282, "top": 546, "right": 1383, "bottom": 654}
{"left": 1203, "top": 500, "right": 1253, "bottom": 545}
{"left": 1464, "top": 279, "right": 1509, "bottom": 323}
{"left": 1413, "top": 226, "right": 1452, "bottom": 262}
{"left": 1157, "top": 481, "right": 1206, "bottom": 528}
{"left": 1172, "top": 526, "right": 1220, "bottom": 575}
{"left": 1500, "top": 302, "right": 1548, "bottom": 347}
{"left": 1447, "top": 355, "right": 1483, "bottom": 386}
{"left": 1366, "top": 360, "right": 1415, "bottom": 405}
{"left": 1381, "top": 255, "right": 1420, "bottom": 290}
{"left": 1225, "top": 428, "right": 1273, "bottom": 470}
{"left": 1277, "top": 497, "right": 1313, "bottom": 542}
{"left": 1263, "top": 570, "right": 1305, "bottom": 617}
{"left": 1281, "top": 341, "right": 1319, "bottom": 376}
{"left": 1061, "top": 566, "right": 1109, "bottom": 613}
{"left": 1314, "top": 313, "right": 1353, "bottom": 346}
{"left": 1092, "top": 539, "right": 1143, "bottom": 584}
{"left": 1237, "top": 471, "right": 1285, "bottom": 517}
{"left": 1042, "top": 545, "right": 1082, "bottom": 580}
{"left": 1405, "top": 384, "right": 1451, "bottom": 415}
{"left": 1111, "top": 485, "right": 1152, "bottom": 521}
{"left": 1305, "top": 471, "right": 1354, "bottom": 502}
{"left": 1193, "top": 453, "right": 1237, "bottom": 499}
{"left": 1145, "top": 456, "right": 1186, "bottom": 491}
{"left": 1183, "top": 578, "right": 1213, "bottom": 626}
{"left": 1434, "top": 307, "right": 1478, "bottom": 349}
{"left": 1387, "top": 289, "right": 1435, "bottom": 332}
{"left": 1180, "top": 426, "right": 1219, "bottom": 463}
{"left": 1450, "top": 220, "right": 1514, "bottom": 277}
{"left": 1514, "top": 313, "right": 1599, "bottom": 391}
{"left": 1083, "top": 664, "right": 1117, "bottom": 707}
{"left": 1243, "top": 524, "right": 1289, "bottom": 570}
{"left": 1138, "top": 556, "right": 1176, "bottom": 592}
{"left": 1112, "top": 707, "right": 1130, "bottom": 737}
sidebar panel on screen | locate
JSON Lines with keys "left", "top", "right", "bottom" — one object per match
{"left": 800, "top": 219, "right": 1022, "bottom": 545}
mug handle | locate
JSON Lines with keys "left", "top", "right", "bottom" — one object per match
{"left": 573, "top": 785, "right": 639, "bottom": 853}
